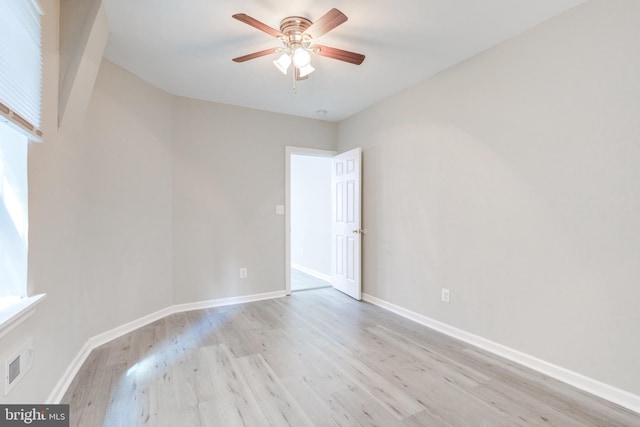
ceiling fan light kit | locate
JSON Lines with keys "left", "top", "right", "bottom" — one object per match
{"left": 273, "top": 53, "right": 291, "bottom": 74}
{"left": 232, "top": 9, "right": 365, "bottom": 91}
{"left": 292, "top": 47, "right": 311, "bottom": 68}
{"left": 298, "top": 64, "right": 315, "bottom": 78}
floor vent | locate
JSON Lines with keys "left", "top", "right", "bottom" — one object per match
{"left": 4, "top": 338, "right": 33, "bottom": 395}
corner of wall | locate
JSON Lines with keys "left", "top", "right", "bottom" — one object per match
{"left": 58, "top": 0, "right": 108, "bottom": 138}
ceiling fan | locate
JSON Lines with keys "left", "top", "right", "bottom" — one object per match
{"left": 232, "top": 8, "right": 365, "bottom": 82}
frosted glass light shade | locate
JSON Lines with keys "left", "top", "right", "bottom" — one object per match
{"left": 292, "top": 48, "right": 311, "bottom": 67}
{"left": 273, "top": 53, "right": 291, "bottom": 74}
{"left": 298, "top": 64, "right": 315, "bottom": 77}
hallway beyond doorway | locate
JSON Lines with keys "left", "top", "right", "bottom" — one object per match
{"left": 291, "top": 268, "right": 330, "bottom": 292}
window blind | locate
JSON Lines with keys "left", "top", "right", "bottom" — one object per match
{"left": 0, "top": 0, "right": 43, "bottom": 141}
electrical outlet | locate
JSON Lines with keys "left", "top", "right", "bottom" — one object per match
{"left": 275, "top": 205, "right": 285, "bottom": 215}
{"left": 239, "top": 268, "right": 248, "bottom": 278}
{"left": 441, "top": 288, "right": 450, "bottom": 303}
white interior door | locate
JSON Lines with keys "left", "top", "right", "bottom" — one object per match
{"left": 331, "top": 147, "right": 362, "bottom": 300}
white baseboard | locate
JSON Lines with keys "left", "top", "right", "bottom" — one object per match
{"left": 291, "top": 263, "right": 331, "bottom": 283}
{"left": 46, "top": 290, "right": 287, "bottom": 404}
{"left": 45, "top": 341, "right": 93, "bottom": 404}
{"left": 88, "top": 306, "right": 175, "bottom": 352}
{"left": 362, "top": 293, "right": 640, "bottom": 415}
{"left": 172, "top": 290, "right": 286, "bottom": 313}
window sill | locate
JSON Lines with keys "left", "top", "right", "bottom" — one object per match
{"left": 0, "top": 294, "right": 46, "bottom": 339}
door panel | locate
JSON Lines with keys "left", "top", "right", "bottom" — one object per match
{"left": 331, "top": 147, "right": 362, "bottom": 300}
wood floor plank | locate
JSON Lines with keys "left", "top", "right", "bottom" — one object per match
{"left": 107, "top": 366, "right": 158, "bottom": 426}
{"left": 234, "top": 353, "right": 314, "bottom": 426}
{"left": 389, "top": 362, "right": 523, "bottom": 426}
{"left": 197, "top": 398, "right": 248, "bottom": 427}
{"left": 466, "top": 383, "right": 586, "bottom": 427}
{"left": 62, "top": 288, "right": 640, "bottom": 426}
{"left": 64, "top": 348, "right": 115, "bottom": 426}
{"left": 199, "top": 344, "right": 271, "bottom": 426}
{"left": 330, "top": 384, "right": 406, "bottom": 427}
{"left": 280, "top": 376, "right": 358, "bottom": 427}
{"left": 159, "top": 405, "right": 202, "bottom": 427}
{"left": 314, "top": 337, "right": 427, "bottom": 419}
{"left": 462, "top": 345, "right": 640, "bottom": 426}
{"left": 275, "top": 306, "right": 427, "bottom": 419}
{"left": 129, "top": 323, "right": 156, "bottom": 366}
{"left": 366, "top": 325, "right": 488, "bottom": 388}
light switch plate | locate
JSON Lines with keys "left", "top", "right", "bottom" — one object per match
{"left": 275, "top": 205, "right": 285, "bottom": 215}
{"left": 441, "top": 288, "right": 450, "bottom": 303}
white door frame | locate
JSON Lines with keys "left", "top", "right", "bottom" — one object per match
{"left": 285, "top": 146, "right": 336, "bottom": 295}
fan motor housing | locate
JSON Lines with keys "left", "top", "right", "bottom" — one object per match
{"left": 280, "top": 16, "right": 312, "bottom": 43}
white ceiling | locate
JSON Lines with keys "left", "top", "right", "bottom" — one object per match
{"left": 102, "top": 0, "right": 586, "bottom": 122}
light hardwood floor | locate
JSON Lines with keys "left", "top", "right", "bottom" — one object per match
{"left": 62, "top": 288, "right": 640, "bottom": 426}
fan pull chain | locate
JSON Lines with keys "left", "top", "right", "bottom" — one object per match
{"left": 292, "top": 67, "right": 298, "bottom": 94}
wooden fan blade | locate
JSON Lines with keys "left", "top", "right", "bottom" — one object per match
{"left": 313, "top": 45, "right": 365, "bottom": 65}
{"left": 305, "top": 8, "right": 348, "bottom": 39}
{"left": 232, "top": 13, "right": 284, "bottom": 38}
{"left": 232, "top": 47, "right": 279, "bottom": 63}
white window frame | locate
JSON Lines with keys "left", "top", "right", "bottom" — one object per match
{"left": 0, "top": 0, "right": 46, "bottom": 335}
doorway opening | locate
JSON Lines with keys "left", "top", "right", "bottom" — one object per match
{"left": 285, "top": 147, "right": 335, "bottom": 293}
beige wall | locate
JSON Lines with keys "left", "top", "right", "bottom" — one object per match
{"left": 4, "top": 0, "right": 639, "bottom": 407}
{"left": 2, "top": 1, "right": 336, "bottom": 399}
{"left": 68, "top": 60, "right": 174, "bottom": 336}
{"left": 172, "top": 98, "right": 336, "bottom": 303}
{"left": 338, "top": 0, "right": 640, "bottom": 396}
{"left": 1, "top": 1, "right": 174, "bottom": 402}
{"left": 2, "top": 2, "right": 336, "bottom": 400}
